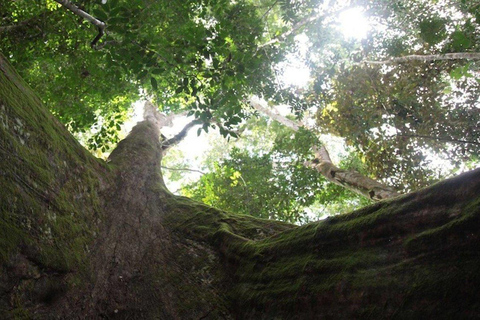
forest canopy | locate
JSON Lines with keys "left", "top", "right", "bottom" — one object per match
{"left": 1, "top": 0, "right": 479, "bottom": 223}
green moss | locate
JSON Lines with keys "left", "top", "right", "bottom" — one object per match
{"left": 210, "top": 169, "right": 480, "bottom": 318}
{"left": 0, "top": 53, "right": 106, "bottom": 274}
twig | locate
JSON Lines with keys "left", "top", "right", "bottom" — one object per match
{"left": 161, "top": 166, "right": 206, "bottom": 175}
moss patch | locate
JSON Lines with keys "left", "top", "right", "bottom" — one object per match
{"left": 0, "top": 53, "right": 108, "bottom": 315}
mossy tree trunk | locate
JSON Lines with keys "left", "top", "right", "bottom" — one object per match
{"left": 1, "top": 54, "right": 480, "bottom": 319}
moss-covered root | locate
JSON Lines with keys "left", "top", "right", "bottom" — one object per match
{"left": 218, "top": 168, "right": 480, "bottom": 319}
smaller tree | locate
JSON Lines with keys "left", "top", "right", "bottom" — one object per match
{"left": 182, "top": 117, "right": 372, "bottom": 223}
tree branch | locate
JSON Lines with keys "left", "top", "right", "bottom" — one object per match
{"left": 0, "top": 12, "right": 49, "bottom": 33}
{"left": 363, "top": 52, "right": 480, "bottom": 65}
{"left": 0, "top": 23, "right": 28, "bottom": 33}
{"left": 161, "top": 166, "right": 206, "bottom": 175}
{"left": 249, "top": 97, "right": 300, "bottom": 131}
{"left": 261, "top": 0, "right": 280, "bottom": 20}
{"left": 306, "top": 146, "right": 400, "bottom": 200}
{"left": 53, "top": 0, "right": 106, "bottom": 49}
{"left": 250, "top": 96, "right": 399, "bottom": 201}
{"left": 162, "top": 119, "right": 202, "bottom": 151}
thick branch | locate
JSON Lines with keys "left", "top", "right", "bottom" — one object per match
{"left": 0, "top": 22, "right": 29, "bottom": 33}
{"left": 250, "top": 96, "right": 399, "bottom": 201}
{"left": 53, "top": 0, "right": 106, "bottom": 48}
{"left": 364, "top": 52, "right": 480, "bottom": 65}
{"left": 162, "top": 119, "right": 202, "bottom": 150}
{"left": 308, "top": 146, "right": 399, "bottom": 200}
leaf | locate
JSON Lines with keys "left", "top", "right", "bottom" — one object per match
{"left": 419, "top": 17, "right": 446, "bottom": 45}
{"left": 151, "top": 68, "right": 164, "bottom": 75}
{"left": 92, "top": 8, "right": 108, "bottom": 21}
{"left": 137, "top": 69, "right": 148, "bottom": 80}
{"left": 450, "top": 30, "right": 472, "bottom": 51}
{"left": 150, "top": 77, "right": 158, "bottom": 91}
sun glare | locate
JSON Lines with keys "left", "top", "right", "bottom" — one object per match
{"left": 281, "top": 63, "right": 311, "bottom": 87}
{"left": 279, "top": 34, "right": 312, "bottom": 88}
{"left": 338, "top": 7, "right": 369, "bottom": 40}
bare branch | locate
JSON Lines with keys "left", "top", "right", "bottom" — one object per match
{"left": 313, "top": 145, "right": 332, "bottom": 163}
{"left": 249, "top": 97, "right": 300, "bottom": 131}
{"left": 161, "top": 166, "right": 206, "bottom": 175}
{"left": 53, "top": 0, "right": 106, "bottom": 49}
{"left": 162, "top": 119, "right": 202, "bottom": 151}
{"left": 0, "top": 24, "right": 26, "bottom": 33}
{"left": 261, "top": 0, "right": 280, "bottom": 20}
{"left": 363, "top": 52, "right": 480, "bottom": 65}
{"left": 306, "top": 148, "right": 400, "bottom": 201}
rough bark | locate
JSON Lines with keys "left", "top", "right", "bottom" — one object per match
{"left": 250, "top": 97, "right": 399, "bottom": 200}
{"left": 1, "top": 54, "right": 480, "bottom": 319}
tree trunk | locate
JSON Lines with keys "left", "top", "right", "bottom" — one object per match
{"left": 1, "top": 54, "right": 480, "bottom": 319}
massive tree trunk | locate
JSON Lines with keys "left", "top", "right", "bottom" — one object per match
{"left": 1, "top": 54, "right": 480, "bottom": 319}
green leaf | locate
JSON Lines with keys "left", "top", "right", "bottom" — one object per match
{"left": 419, "top": 17, "right": 446, "bottom": 45}
{"left": 150, "top": 77, "right": 158, "bottom": 91}
{"left": 137, "top": 69, "right": 148, "bottom": 80}
{"left": 92, "top": 8, "right": 108, "bottom": 21}
{"left": 151, "top": 68, "right": 164, "bottom": 75}
{"left": 450, "top": 30, "right": 472, "bottom": 50}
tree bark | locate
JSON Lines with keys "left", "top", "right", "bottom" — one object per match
{"left": 1, "top": 54, "right": 480, "bottom": 319}
{"left": 249, "top": 96, "right": 399, "bottom": 200}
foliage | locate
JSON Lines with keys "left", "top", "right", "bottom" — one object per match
{"left": 182, "top": 117, "right": 371, "bottom": 223}
{"left": 263, "top": 0, "right": 480, "bottom": 191}
{"left": 2, "top": 0, "right": 479, "bottom": 214}
{"left": 316, "top": 62, "right": 480, "bottom": 190}
{"left": 0, "top": 0, "right": 290, "bottom": 147}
